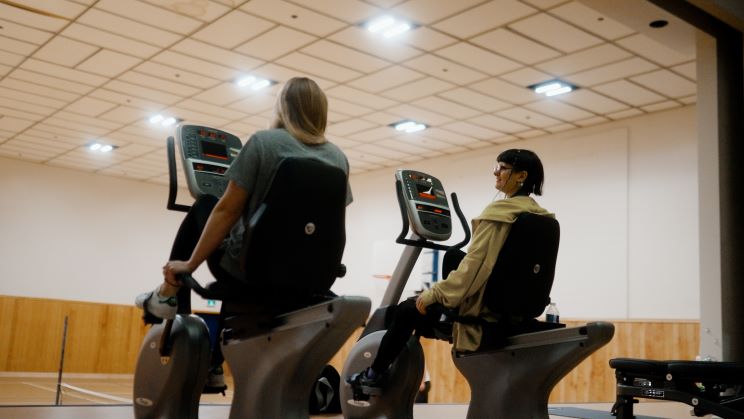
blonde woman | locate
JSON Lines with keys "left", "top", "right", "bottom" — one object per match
{"left": 136, "top": 76, "right": 351, "bottom": 319}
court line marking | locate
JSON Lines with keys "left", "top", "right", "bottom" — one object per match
{"left": 21, "top": 382, "right": 130, "bottom": 404}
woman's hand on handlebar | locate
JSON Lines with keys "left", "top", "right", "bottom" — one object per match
{"left": 163, "top": 260, "right": 195, "bottom": 285}
{"left": 415, "top": 295, "right": 427, "bottom": 315}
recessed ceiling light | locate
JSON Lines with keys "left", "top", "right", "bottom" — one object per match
{"left": 235, "top": 75, "right": 273, "bottom": 90}
{"left": 392, "top": 120, "right": 427, "bottom": 133}
{"left": 88, "top": 142, "right": 117, "bottom": 153}
{"left": 148, "top": 114, "right": 182, "bottom": 127}
{"left": 365, "top": 16, "right": 413, "bottom": 38}
{"left": 529, "top": 80, "right": 577, "bottom": 97}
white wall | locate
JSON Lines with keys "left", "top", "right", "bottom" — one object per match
{"left": 0, "top": 106, "right": 699, "bottom": 319}
{"left": 338, "top": 106, "right": 700, "bottom": 319}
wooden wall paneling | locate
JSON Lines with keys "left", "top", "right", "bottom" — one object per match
{"left": 0, "top": 296, "right": 17, "bottom": 371}
{"left": 0, "top": 296, "right": 148, "bottom": 373}
{"left": 1, "top": 295, "right": 700, "bottom": 405}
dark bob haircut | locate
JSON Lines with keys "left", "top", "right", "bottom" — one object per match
{"left": 497, "top": 148, "right": 544, "bottom": 196}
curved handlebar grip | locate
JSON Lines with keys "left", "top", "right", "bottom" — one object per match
{"left": 449, "top": 192, "right": 471, "bottom": 250}
{"left": 166, "top": 136, "right": 191, "bottom": 213}
{"left": 178, "top": 273, "right": 222, "bottom": 300}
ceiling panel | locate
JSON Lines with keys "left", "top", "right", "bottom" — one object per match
{"left": 525, "top": 100, "right": 595, "bottom": 121}
{"left": 0, "top": 85, "right": 68, "bottom": 109}
{"left": 235, "top": 26, "right": 317, "bottom": 61}
{"left": 302, "top": 40, "right": 390, "bottom": 73}
{"left": 616, "top": 33, "right": 695, "bottom": 66}
{"left": 277, "top": 52, "right": 363, "bottom": 82}
{"left": 469, "top": 78, "right": 541, "bottom": 105}
{"left": 415, "top": 127, "right": 483, "bottom": 147}
{"left": 328, "top": 27, "right": 422, "bottom": 63}
{"left": 381, "top": 77, "right": 454, "bottom": 102}
{"left": 8, "top": 69, "right": 94, "bottom": 95}
{"left": 171, "top": 40, "right": 264, "bottom": 72}
{"left": 0, "top": 3, "right": 70, "bottom": 32}
{"left": 98, "top": 106, "right": 152, "bottom": 124}
{"left": 65, "top": 97, "right": 120, "bottom": 117}
{"left": 288, "top": 0, "right": 379, "bottom": 23}
{"left": 77, "top": 50, "right": 143, "bottom": 78}
{"left": 241, "top": 0, "right": 348, "bottom": 37}
{"left": 0, "top": 17, "right": 55, "bottom": 45}
{"left": 549, "top": 1, "right": 635, "bottom": 40}
{"left": 0, "top": 36, "right": 38, "bottom": 56}
{"left": 348, "top": 65, "right": 424, "bottom": 93}
{"left": 467, "top": 114, "right": 530, "bottom": 133}
{"left": 671, "top": 62, "right": 696, "bottom": 80}
{"left": 21, "top": 59, "right": 109, "bottom": 87}
{"left": 556, "top": 89, "right": 628, "bottom": 113}
{"left": 77, "top": 9, "right": 183, "bottom": 47}
{"left": 403, "top": 53, "right": 488, "bottom": 84}
{"left": 437, "top": 88, "right": 512, "bottom": 113}
{"left": 630, "top": 69, "right": 696, "bottom": 98}
{"left": 0, "top": 78, "right": 78, "bottom": 102}
{"left": 496, "top": 107, "right": 562, "bottom": 128}
{"left": 500, "top": 67, "right": 553, "bottom": 87}
{"left": 509, "top": 13, "right": 603, "bottom": 53}
{"left": 641, "top": 100, "right": 681, "bottom": 113}
{"left": 392, "top": 0, "right": 487, "bottom": 25}
{"left": 535, "top": 43, "right": 631, "bottom": 76}
{"left": 96, "top": 0, "right": 203, "bottom": 35}
{"left": 326, "top": 85, "right": 398, "bottom": 110}
{"left": 387, "top": 103, "right": 453, "bottom": 126}
{"left": 61, "top": 24, "right": 162, "bottom": 59}
{"left": 564, "top": 57, "right": 658, "bottom": 86}
{"left": 440, "top": 121, "right": 503, "bottom": 140}
{"left": 434, "top": 43, "right": 522, "bottom": 76}
{"left": 134, "top": 62, "right": 221, "bottom": 89}
{"left": 593, "top": 80, "right": 666, "bottom": 106}
{"left": 432, "top": 0, "right": 537, "bottom": 39}
{"left": 192, "top": 10, "right": 275, "bottom": 49}
{"left": 402, "top": 27, "right": 457, "bottom": 52}
{"left": 412, "top": 96, "right": 481, "bottom": 119}
{"left": 472, "top": 29, "right": 562, "bottom": 64}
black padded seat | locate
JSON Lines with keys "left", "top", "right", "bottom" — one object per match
{"left": 667, "top": 361, "right": 744, "bottom": 382}
{"left": 609, "top": 358, "right": 671, "bottom": 376}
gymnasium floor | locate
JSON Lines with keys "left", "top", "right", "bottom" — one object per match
{"left": 0, "top": 373, "right": 699, "bottom": 418}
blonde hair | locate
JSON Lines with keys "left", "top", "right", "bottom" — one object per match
{"left": 270, "top": 77, "right": 328, "bottom": 145}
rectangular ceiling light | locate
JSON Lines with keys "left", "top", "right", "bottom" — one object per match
{"left": 529, "top": 79, "right": 577, "bottom": 97}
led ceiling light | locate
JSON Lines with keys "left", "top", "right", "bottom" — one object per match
{"left": 148, "top": 114, "right": 182, "bottom": 127}
{"left": 366, "top": 16, "right": 412, "bottom": 38}
{"left": 235, "top": 75, "right": 273, "bottom": 90}
{"left": 530, "top": 80, "right": 577, "bottom": 97}
{"left": 392, "top": 120, "right": 427, "bottom": 133}
{"left": 88, "top": 142, "right": 117, "bottom": 153}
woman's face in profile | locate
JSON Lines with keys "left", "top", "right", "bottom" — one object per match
{"left": 494, "top": 162, "right": 526, "bottom": 196}
{"left": 493, "top": 162, "right": 513, "bottom": 192}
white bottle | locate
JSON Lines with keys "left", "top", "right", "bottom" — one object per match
{"left": 546, "top": 302, "right": 560, "bottom": 323}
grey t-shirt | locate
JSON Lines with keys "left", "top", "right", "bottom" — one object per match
{"left": 219, "top": 128, "right": 352, "bottom": 278}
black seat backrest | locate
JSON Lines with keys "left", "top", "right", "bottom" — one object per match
{"left": 483, "top": 212, "right": 560, "bottom": 319}
{"left": 239, "top": 157, "right": 347, "bottom": 300}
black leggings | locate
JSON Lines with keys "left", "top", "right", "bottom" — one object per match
{"left": 168, "top": 194, "right": 236, "bottom": 367}
{"left": 370, "top": 249, "right": 466, "bottom": 373}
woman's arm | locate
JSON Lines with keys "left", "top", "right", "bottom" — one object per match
{"left": 164, "top": 181, "right": 248, "bottom": 278}
{"left": 417, "top": 221, "right": 510, "bottom": 311}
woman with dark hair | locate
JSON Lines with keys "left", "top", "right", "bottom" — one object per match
{"left": 350, "top": 148, "right": 553, "bottom": 395}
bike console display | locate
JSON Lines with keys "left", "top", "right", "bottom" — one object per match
{"left": 176, "top": 124, "right": 242, "bottom": 200}
{"left": 396, "top": 170, "right": 452, "bottom": 241}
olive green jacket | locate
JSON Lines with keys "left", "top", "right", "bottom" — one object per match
{"left": 418, "top": 195, "right": 554, "bottom": 352}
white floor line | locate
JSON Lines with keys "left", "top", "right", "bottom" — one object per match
{"left": 59, "top": 384, "right": 131, "bottom": 404}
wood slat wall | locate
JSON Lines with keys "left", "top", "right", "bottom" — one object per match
{"left": 1, "top": 296, "right": 699, "bottom": 403}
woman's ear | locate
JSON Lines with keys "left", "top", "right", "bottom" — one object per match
{"left": 517, "top": 170, "right": 528, "bottom": 183}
